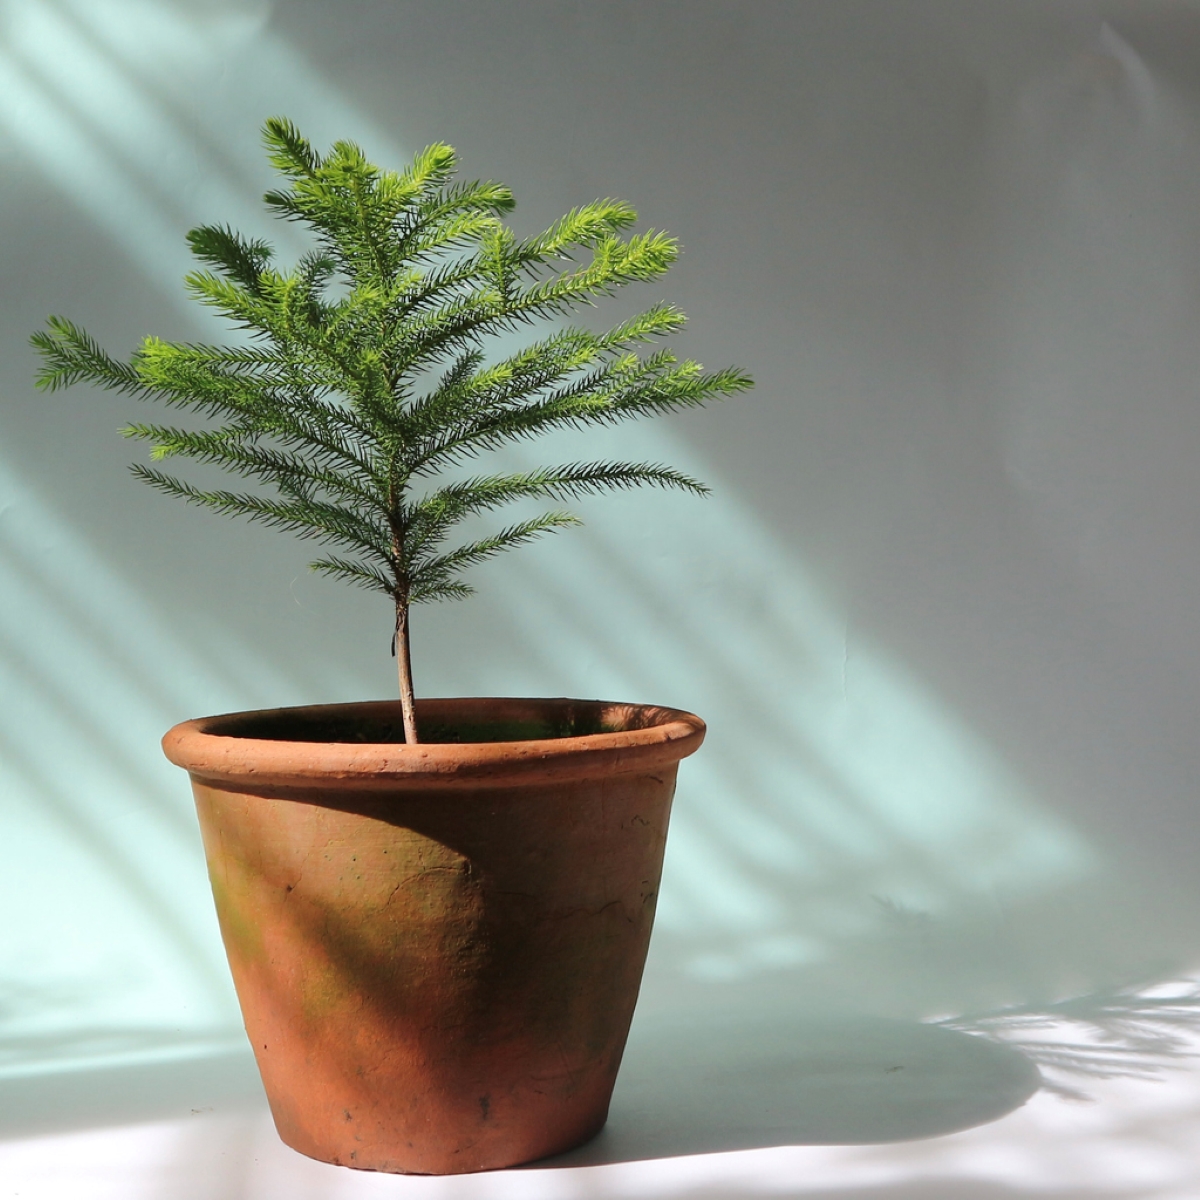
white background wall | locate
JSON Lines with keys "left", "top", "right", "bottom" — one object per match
{"left": 4, "top": 2, "right": 1200, "bottom": 1196}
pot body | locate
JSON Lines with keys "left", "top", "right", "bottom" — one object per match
{"left": 164, "top": 697, "right": 704, "bottom": 1174}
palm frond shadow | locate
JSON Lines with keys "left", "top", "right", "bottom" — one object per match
{"left": 935, "top": 980, "right": 1200, "bottom": 1100}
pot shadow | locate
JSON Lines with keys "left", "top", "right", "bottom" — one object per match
{"left": 0, "top": 1039, "right": 263, "bottom": 1139}
{"left": 539, "top": 1003, "right": 1041, "bottom": 1167}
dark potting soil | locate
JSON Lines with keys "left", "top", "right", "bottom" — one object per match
{"left": 211, "top": 706, "right": 615, "bottom": 745}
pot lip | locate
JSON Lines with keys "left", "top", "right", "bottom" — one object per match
{"left": 162, "top": 696, "right": 705, "bottom": 791}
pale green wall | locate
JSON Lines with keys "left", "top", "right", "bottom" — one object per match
{"left": 3, "top": 0, "right": 1200, "bottom": 1083}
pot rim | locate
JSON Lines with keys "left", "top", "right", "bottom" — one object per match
{"left": 162, "top": 696, "right": 705, "bottom": 791}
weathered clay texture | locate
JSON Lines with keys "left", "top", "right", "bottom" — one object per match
{"left": 162, "top": 697, "right": 704, "bottom": 1174}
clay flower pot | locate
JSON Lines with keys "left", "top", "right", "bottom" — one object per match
{"left": 162, "top": 696, "right": 704, "bottom": 1174}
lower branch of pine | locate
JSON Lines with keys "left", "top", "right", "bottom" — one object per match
{"left": 394, "top": 599, "right": 419, "bottom": 744}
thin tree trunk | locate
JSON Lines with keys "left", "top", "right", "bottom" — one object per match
{"left": 394, "top": 598, "right": 419, "bottom": 743}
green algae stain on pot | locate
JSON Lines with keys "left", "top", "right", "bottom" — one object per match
{"left": 192, "top": 785, "right": 272, "bottom": 971}
{"left": 204, "top": 861, "right": 270, "bottom": 971}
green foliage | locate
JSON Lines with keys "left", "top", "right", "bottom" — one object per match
{"left": 32, "top": 117, "right": 752, "bottom": 615}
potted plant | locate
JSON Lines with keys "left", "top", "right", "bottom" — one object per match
{"left": 31, "top": 118, "right": 751, "bottom": 1174}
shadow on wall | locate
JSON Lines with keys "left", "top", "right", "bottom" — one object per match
{"left": 461, "top": 456, "right": 1107, "bottom": 1023}
{"left": 0, "top": 0, "right": 406, "bottom": 1075}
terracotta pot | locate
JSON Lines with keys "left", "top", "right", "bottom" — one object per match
{"left": 162, "top": 696, "right": 704, "bottom": 1174}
